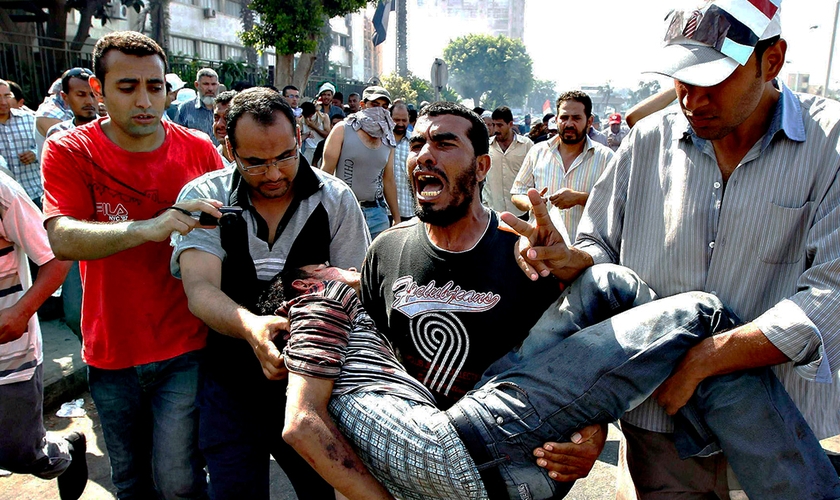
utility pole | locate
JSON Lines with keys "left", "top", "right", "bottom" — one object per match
{"left": 824, "top": 0, "right": 840, "bottom": 97}
{"left": 396, "top": 0, "right": 408, "bottom": 77}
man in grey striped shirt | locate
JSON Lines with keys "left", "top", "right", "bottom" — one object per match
{"left": 505, "top": 1, "right": 840, "bottom": 497}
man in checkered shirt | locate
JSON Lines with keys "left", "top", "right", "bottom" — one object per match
{"left": 0, "top": 79, "right": 42, "bottom": 206}
{"left": 274, "top": 263, "right": 839, "bottom": 500}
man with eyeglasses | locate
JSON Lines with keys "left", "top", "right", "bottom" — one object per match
{"left": 281, "top": 85, "right": 301, "bottom": 118}
{"left": 172, "top": 87, "right": 369, "bottom": 500}
{"left": 510, "top": 1, "right": 840, "bottom": 497}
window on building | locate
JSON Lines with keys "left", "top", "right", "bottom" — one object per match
{"left": 198, "top": 41, "right": 221, "bottom": 61}
{"left": 171, "top": 36, "right": 196, "bottom": 57}
{"left": 265, "top": 53, "right": 276, "bottom": 67}
{"left": 226, "top": 46, "right": 244, "bottom": 61}
{"left": 201, "top": 0, "right": 220, "bottom": 10}
{"left": 223, "top": 0, "right": 240, "bottom": 16}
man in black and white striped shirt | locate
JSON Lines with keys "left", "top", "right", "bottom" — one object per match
{"left": 506, "top": 1, "right": 840, "bottom": 497}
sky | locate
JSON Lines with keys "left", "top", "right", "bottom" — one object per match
{"left": 381, "top": 0, "right": 840, "bottom": 94}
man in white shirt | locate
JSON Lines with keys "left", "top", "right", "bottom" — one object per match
{"left": 484, "top": 106, "right": 532, "bottom": 217}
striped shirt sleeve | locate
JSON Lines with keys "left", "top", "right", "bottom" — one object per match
{"left": 281, "top": 283, "right": 354, "bottom": 379}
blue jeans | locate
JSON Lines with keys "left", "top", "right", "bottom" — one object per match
{"left": 462, "top": 264, "right": 840, "bottom": 500}
{"left": 361, "top": 203, "right": 389, "bottom": 240}
{"left": 88, "top": 350, "right": 207, "bottom": 500}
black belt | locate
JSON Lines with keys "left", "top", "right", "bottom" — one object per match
{"left": 359, "top": 200, "right": 383, "bottom": 208}
{"left": 448, "top": 406, "right": 510, "bottom": 500}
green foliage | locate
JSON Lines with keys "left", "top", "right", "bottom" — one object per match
{"left": 627, "top": 80, "right": 662, "bottom": 109}
{"left": 241, "top": 0, "right": 372, "bottom": 55}
{"left": 218, "top": 58, "right": 248, "bottom": 88}
{"left": 168, "top": 56, "right": 268, "bottom": 88}
{"left": 439, "top": 86, "right": 461, "bottom": 103}
{"left": 381, "top": 72, "right": 461, "bottom": 106}
{"left": 381, "top": 72, "right": 432, "bottom": 105}
{"left": 526, "top": 79, "right": 557, "bottom": 113}
{"left": 443, "top": 34, "right": 533, "bottom": 109}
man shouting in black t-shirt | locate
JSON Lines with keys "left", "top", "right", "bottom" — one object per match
{"left": 360, "top": 102, "right": 608, "bottom": 489}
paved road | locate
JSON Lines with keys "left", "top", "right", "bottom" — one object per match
{"left": 0, "top": 392, "right": 622, "bottom": 499}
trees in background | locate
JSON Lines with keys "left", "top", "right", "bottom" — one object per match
{"left": 443, "top": 33, "right": 533, "bottom": 109}
{"left": 241, "top": 0, "right": 373, "bottom": 89}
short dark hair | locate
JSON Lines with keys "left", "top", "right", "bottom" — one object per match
{"left": 232, "top": 80, "right": 253, "bottom": 92}
{"left": 333, "top": 91, "right": 343, "bottom": 102}
{"left": 556, "top": 91, "right": 593, "bottom": 118}
{"left": 300, "top": 101, "right": 316, "bottom": 117}
{"left": 257, "top": 266, "right": 329, "bottom": 316}
{"left": 226, "top": 87, "right": 295, "bottom": 151}
{"left": 5, "top": 81, "right": 24, "bottom": 102}
{"left": 753, "top": 35, "right": 781, "bottom": 77}
{"left": 419, "top": 102, "right": 489, "bottom": 157}
{"left": 93, "top": 31, "right": 167, "bottom": 87}
{"left": 61, "top": 67, "right": 94, "bottom": 94}
{"left": 491, "top": 106, "right": 513, "bottom": 123}
{"left": 348, "top": 92, "right": 360, "bottom": 99}
{"left": 215, "top": 90, "right": 238, "bottom": 107}
{"left": 282, "top": 85, "right": 299, "bottom": 96}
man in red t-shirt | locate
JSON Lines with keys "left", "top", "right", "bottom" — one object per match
{"left": 41, "top": 32, "right": 223, "bottom": 499}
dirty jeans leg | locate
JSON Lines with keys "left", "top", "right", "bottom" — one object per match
{"left": 480, "top": 264, "right": 658, "bottom": 382}
{"left": 0, "top": 364, "right": 71, "bottom": 479}
{"left": 675, "top": 369, "right": 840, "bottom": 500}
{"left": 473, "top": 264, "right": 838, "bottom": 500}
{"left": 468, "top": 287, "right": 734, "bottom": 499}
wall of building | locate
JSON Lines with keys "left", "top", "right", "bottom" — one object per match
{"left": 65, "top": 0, "right": 274, "bottom": 66}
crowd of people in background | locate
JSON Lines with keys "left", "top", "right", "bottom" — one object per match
{"left": 3, "top": 1, "right": 840, "bottom": 499}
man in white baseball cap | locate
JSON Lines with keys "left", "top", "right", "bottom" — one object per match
{"left": 506, "top": 0, "right": 840, "bottom": 497}
{"left": 164, "top": 73, "right": 186, "bottom": 120}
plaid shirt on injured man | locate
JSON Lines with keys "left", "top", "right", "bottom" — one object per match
{"left": 280, "top": 280, "right": 487, "bottom": 500}
{"left": 0, "top": 109, "right": 42, "bottom": 201}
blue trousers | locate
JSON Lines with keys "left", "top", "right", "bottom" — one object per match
{"left": 462, "top": 264, "right": 840, "bottom": 500}
{"left": 361, "top": 203, "right": 389, "bottom": 240}
{"left": 89, "top": 351, "right": 207, "bottom": 500}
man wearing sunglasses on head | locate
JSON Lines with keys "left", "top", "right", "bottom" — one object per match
{"left": 509, "top": 1, "right": 840, "bottom": 497}
{"left": 171, "top": 87, "right": 369, "bottom": 500}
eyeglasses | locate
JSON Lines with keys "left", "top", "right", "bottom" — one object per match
{"left": 233, "top": 150, "right": 298, "bottom": 175}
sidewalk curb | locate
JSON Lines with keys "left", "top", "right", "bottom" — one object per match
{"left": 40, "top": 318, "right": 88, "bottom": 411}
